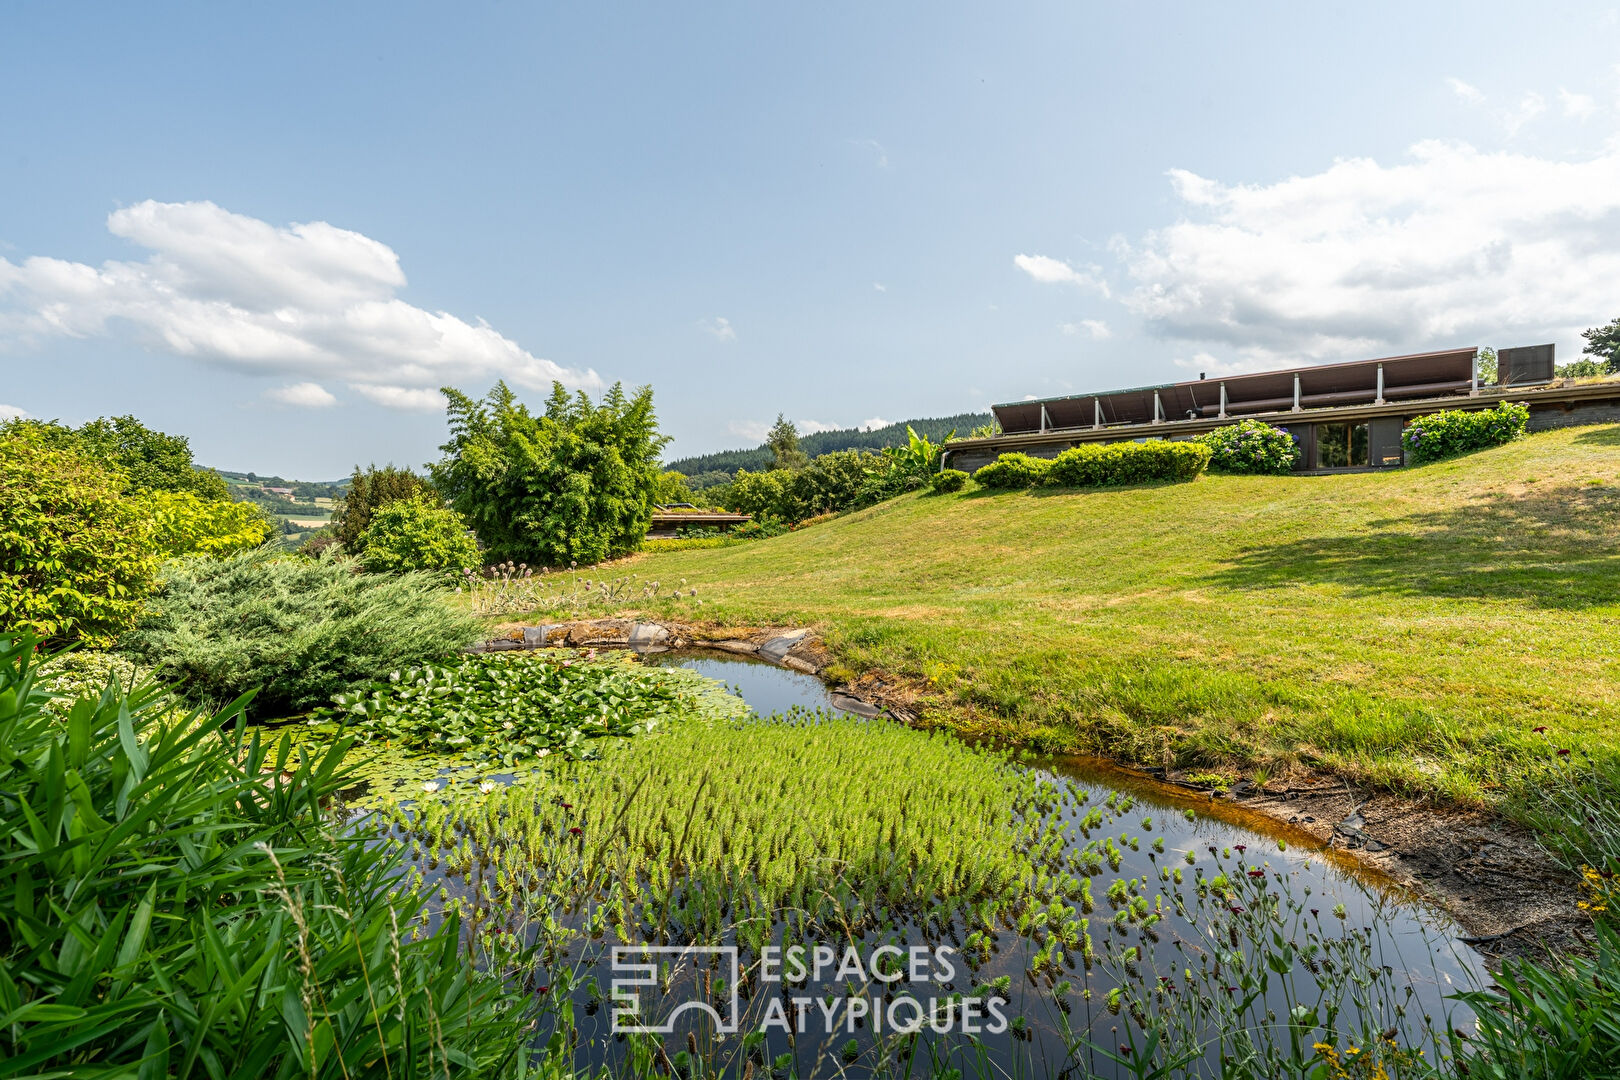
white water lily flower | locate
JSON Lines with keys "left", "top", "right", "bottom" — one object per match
{"left": 536, "top": 748, "right": 551, "bottom": 758}
{"left": 421, "top": 781, "right": 441, "bottom": 794}
{"left": 479, "top": 781, "right": 497, "bottom": 794}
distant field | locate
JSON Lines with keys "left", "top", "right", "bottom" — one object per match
{"left": 618, "top": 425, "right": 1620, "bottom": 804}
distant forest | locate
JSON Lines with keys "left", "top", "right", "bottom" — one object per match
{"left": 666, "top": 412, "right": 992, "bottom": 487}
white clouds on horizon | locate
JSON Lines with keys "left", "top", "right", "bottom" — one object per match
{"left": 1114, "top": 138, "right": 1620, "bottom": 368}
{"left": 0, "top": 404, "right": 28, "bottom": 421}
{"left": 0, "top": 200, "right": 601, "bottom": 409}
{"left": 266, "top": 381, "right": 337, "bottom": 407}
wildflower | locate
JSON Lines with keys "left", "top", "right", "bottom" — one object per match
{"left": 1533, "top": 725, "right": 1548, "bottom": 734}
{"left": 1247, "top": 869, "right": 1265, "bottom": 879}
{"left": 537, "top": 985, "right": 550, "bottom": 995}
{"left": 1229, "top": 905, "right": 1244, "bottom": 914}
{"left": 568, "top": 826, "right": 583, "bottom": 836}
{"left": 1558, "top": 748, "right": 1571, "bottom": 757}
{"left": 1234, "top": 844, "right": 1246, "bottom": 853}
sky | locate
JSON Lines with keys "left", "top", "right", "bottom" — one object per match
{"left": 3, "top": 2, "right": 1619, "bottom": 477}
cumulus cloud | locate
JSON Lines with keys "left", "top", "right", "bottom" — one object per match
{"left": 699, "top": 316, "right": 736, "bottom": 342}
{"left": 0, "top": 200, "right": 600, "bottom": 409}
{"left": 1014, "top": 254, "right": 1110, "bottom": 297}
{"left": 0, "top": 404, "right": 27, "bottom": 421}
{"left": 266, "top": 381, "right": 337, "bottom": 407}
{"left": 1117, "top": 139, "right": 1620, "bottom": 368}
{"left": 796, "top": 419, "right": 839, "bottom": 434}
{"left": 860, "top": 416, "right": 892, "bottom": 431}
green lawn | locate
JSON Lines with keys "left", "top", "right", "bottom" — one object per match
{"left": 617, "top": 425, "right": 1620, "bottom": 804}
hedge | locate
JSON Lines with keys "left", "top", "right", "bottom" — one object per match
{"left": 972, "top": 453, "right": 1052, "bottom": 489}
{"left": 1045, "top": 440, "right": 1210, "bottom": 487}
{"left": 1402, "top": 401, "right": 1529, "bottom": 464}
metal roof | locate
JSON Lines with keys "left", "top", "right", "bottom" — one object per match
{"left": 992, "top": 348, "right": 1479, "bottom": 435}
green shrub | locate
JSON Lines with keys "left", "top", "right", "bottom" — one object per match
{"left": 1043, "top": 440, "right": 1210, "bottom": 487}
{"left": 931, "top": 468, "right": 969, "bottom": 493}
{"left": 0, "top": 424, "right": 157, "bottom": 646}
{"left": 434, "top": 381, "right": 666, "bottom": 566}
{"left": 1402, "top": 401, "right": 1529, "bottom": 463}
{"left": 333, "top": 463, "right": 437, "bottom": 551}
{"left": 1195, "top": 420, "right": 1301, "bottom": 475}
{"left": 0, "top": 635, "right": 535, "bottom": 1076}
{"left": 122, "top": 547, "right": 483, "bottom": 715}
{"left": 141, "top": 488, "right": 274, "bottom": 556}
{"left": 729, "top": 513, "right": 791, "bottom": 540}
{"left": 972, "top": 452, "right": 1052, "bottom": 489}
{"left": 357, "top": 494, "right": 481, "bottom": 576}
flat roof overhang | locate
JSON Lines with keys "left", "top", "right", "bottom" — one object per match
{"left": 947, "top": 380, "right": 1617, "bottom": 457}
{"left": 992, "top": 348, "right": 1479, "bottom": 434}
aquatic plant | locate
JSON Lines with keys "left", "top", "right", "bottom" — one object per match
{"left": 307, "top": 650, "right": 706, "bottom": 765}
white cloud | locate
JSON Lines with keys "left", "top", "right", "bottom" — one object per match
{"left": 266, "top": 381, "right": 337, "bottom": 407}
{"left": 1013, "top": 253, "right": 1110, "bottom": 297}
{"left": 1560, "top": 88, "right": 1597, "bottom": 120}
{"left": 1119, "top": 139, "right": 1620, "bottom": 369}
{"left": 699, "top": 316, "right": 736, "bottom": 342}
{"left": 1062, "top": 319, "right": 1111, "bottom": 339}
{"left": 872, "top": 282, "right": 887, "bottom": 292}
{"left": 0, "top": 404, "right": 27, "bottom": 421}
{"left": 860, "top": 416, "right": 892, "bottom": 431}
{"left": 351, "top": 384, "right": 444, "bottom": 411}
{"left": 796, "top": 419, "right": 839, "bottom": 434}
{"left": 1503, "top": 92, "right": 1546, "bottom": 135}
{"left": 0, "top": 200, "right": 600, "bottom": 409}
{"left": 1447, "top": 77, "right": 1485, "bottom": 105}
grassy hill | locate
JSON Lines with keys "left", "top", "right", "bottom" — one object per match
{"left": 666, "top": 413, "right": 990, "bottom": 484}
{"left": 626, "top": 424, "right": 1620, "bottom": 803}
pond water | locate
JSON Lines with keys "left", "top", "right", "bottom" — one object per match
{"left": 389, "top": 649, "right": 1489, "bottom": 1078}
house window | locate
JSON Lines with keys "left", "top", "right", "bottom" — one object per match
{"left": 1316, "top": 423, "right": 1369, "bottom": 468}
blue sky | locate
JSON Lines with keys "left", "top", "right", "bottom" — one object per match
{"left": 3, "top": 3, "right": 1619, "bottom": 477}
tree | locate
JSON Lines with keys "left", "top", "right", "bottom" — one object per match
{"left": 0, "top": 425, "right": 157, "bottom": 646}
{"left": 14, "top": 415, "right": 231, "bottom": 499}
{"left": 767, "top": 414, "right": 807, "bottom": 470}
{"left": 432, "top": 380, "right": 667, "bottom": 565}
{"left": 333, "top": 464, "right": 437, "bottom": 551}
{"left": 1582, "top": 317, "right": 1620, "bottom": 374}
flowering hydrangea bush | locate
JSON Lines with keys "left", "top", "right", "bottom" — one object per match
{"left": 1401, "top": 401, "right": 1529, "bottom": 464}
{"left": 1195, "top": 420, "right": 1301, "bottom": 475}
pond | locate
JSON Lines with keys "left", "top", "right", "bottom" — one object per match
{"left": 376, "top": 648, "right": 1488, "bottom": 1079}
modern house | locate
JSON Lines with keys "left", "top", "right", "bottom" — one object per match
{"left": 944, "top": 344, "right": 1620, "bottom": 474}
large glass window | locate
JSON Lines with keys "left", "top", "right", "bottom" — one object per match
{"left": 1316, "top": 423, "right": 1369, "bottom": 468}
